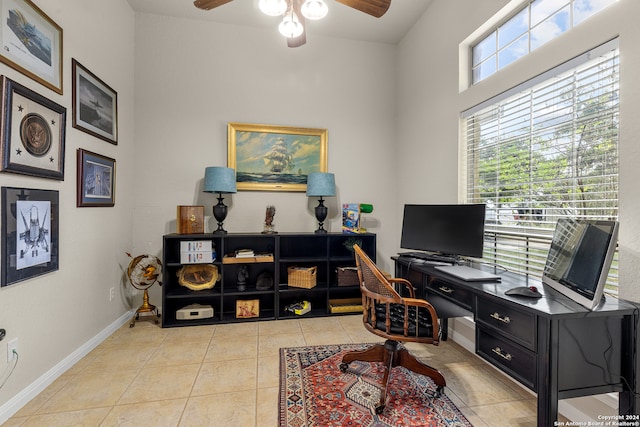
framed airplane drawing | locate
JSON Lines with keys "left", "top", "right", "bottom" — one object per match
{"left": 1, "top": 186, "right": 59, "bottom": 286}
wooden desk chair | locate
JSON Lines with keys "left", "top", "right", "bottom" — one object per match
{"left": 340, "top": 245, "right": 446, "bottom": 414}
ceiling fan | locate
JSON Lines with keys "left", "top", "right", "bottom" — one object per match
{"left": 193, "top": 0, "right": 391, "bottom": 48}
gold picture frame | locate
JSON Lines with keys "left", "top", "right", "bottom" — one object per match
{"left": 0, "top": 0, "right": 63, "bottom": 94}
{"left": 228, "top": 122, "right": 327, "bottom": 192}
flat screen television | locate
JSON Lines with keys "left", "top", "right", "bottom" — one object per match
{"left": 542, "top": 218, "right": 619, "bottom": 310}
{"left": 400, "top": 204, "right": 486, "bottom": 261}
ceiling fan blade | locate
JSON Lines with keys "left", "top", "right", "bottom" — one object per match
{"left": 193, "top": 0, "right": 234, "bottom": 11}
{"left": 288, "top": 0, "right": 306, "bottom": 48}
{"left": 334, "top": 0, "right": 391, "bottom": 18}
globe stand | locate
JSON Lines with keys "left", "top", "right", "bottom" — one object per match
{"left": 130, "top": 288, "right": 160, "bottom": 327}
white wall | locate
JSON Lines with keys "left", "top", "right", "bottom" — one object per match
{"left": 131, "top": 13, "right": 399, "bottom": 292}
{"left": 0, "top": 0, "right": 135, "bottom": 417}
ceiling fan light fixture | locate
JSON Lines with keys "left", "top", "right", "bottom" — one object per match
{"left": 278, "top": 12, "right": 304, "bottom": 38}
{"left": 301, "top": 0, "right": 328, "bottom": 20}
{"left": 259, "top": 0, "right": 287, "bottom": 17}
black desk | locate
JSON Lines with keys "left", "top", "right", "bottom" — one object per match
{"left": 393, "top": 256, "right": 639, "bottom": 427}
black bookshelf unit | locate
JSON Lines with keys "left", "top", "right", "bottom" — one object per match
{"left": 161, "top": 232, "right": 375, "bottom": 328}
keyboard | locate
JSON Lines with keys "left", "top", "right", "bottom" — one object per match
{"left": 398, "top": 252, "right": 457, "bottom": 264}
{"left": 434, "top": 265, "right": 501, "bottom": 282}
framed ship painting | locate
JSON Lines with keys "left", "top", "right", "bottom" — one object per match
{"left": 227, "top": 122, "right": 327, "bottom": 192}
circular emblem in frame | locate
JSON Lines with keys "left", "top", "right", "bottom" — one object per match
{"left": 20, "top": 113, "right": 52, "bottom": 157}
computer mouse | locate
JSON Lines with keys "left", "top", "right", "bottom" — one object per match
{"left": 505, "top": 286, "right": 542, "bottom": 298}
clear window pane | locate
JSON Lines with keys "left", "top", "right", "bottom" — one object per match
{"left": 473, "top": 57, "right": 497, "bottom": 83}
{"left": 473, "top": 32, "right": 496, "bottom": 66}
{"left": 573, "top": 0, "right": 617, "bottom": 26}
{"left": 531, "top": 6, "right": 569, "bottom": 51}
{"left": 498, "top": 8, "right": 529, "bottom": 49}
{"left": 498, "top": 34, "right": 529, "bottom": 70}
{"left": 531, "top": 0, "right": 569, "bottom": 26}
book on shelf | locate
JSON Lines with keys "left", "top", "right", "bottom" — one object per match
{"left": 223, "top": 252, "right": 274, "bottom": 264}
{"left": 235, "top": 249, "right": 255, "bottom": 258}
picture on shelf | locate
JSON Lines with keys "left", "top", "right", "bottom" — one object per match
{"left": 236, "top": 299, "right": 260, "bottom": 318}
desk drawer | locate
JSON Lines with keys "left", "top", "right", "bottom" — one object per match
{"left": 476, "top": 296, "right": 536, "bottom": 350}
{"left": 477, "top": 327, "right": 537, "bottom": 391}
{"left": 426, "top": 277, "right": 473, "bottom": 310}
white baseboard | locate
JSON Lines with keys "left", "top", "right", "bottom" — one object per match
{"left": 447, "top": 317, "right": 618, "bottom": 422}
{"left": 0, "top": 310, "right": 134, "bottom": 424}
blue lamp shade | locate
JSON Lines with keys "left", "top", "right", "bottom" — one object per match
{"left": 306, "top": 172, "right": 336, "bottom": 197}
{"left": 204, "top": 167, "right": 237, "bottom": 194}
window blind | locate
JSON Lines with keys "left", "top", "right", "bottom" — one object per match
{"left": 463, "top": 41, "right": 619, "bottom": 294}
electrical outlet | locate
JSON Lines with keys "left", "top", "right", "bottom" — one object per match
{"left": 109, "top": 287, "right": 115, "bottom": 301}
{"left": 7, "top": 338, "right": 18, "bottom": 362}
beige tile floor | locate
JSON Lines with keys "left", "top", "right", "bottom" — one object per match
{"left": 4, "top": 315, "right": 547, "bottom": 426}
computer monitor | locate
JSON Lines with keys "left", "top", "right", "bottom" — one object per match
{"left": 400, "top": 204, "right": 486, "bottom": 259}
{"left": 542, "top": 218, "right": 619, "bottom": 310}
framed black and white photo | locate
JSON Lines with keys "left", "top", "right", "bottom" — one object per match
{"left": 1, "top": 186, "right": 59, "bottom": 287}
{"left": 72, "top": 59, "right": 118, "bottom": 145}
{"left": 0, "top": 0, "right": 63, "bottom": 94}
{"left": 0, "top": 76, "right": 66, "bottom": 180}
{"left": 77, "top": 148, "right": 115, "bottom": 207}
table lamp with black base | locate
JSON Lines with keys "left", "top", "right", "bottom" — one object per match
{"left": 306, "top": 172, "right": 336, "bottom": 233}
{"left": 204, "top": 166, "right": 237, "bottom": 234}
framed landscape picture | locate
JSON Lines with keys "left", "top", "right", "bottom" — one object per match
{"left": 1, "top": 186, "right": 59, "bottom": 287}
{"left": 0, "top": 0, "right": 63, "bottom": 94}
{"left": 227, "top": 122, "right": 327, "bottom": 192}
{"left": 72, "top": 59, "right": 118, "bottom": 145}
{"left": 0, "top": 76, "right": 66, "bottom": 180}
{"left": 77, "top": 148, "right": 115, "bottom": 207}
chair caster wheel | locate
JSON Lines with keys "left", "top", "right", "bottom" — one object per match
{"left": 339, "top": 363, "right": 349, "bottom": 373}
{"left": 375, "top": 404, "right": 385, "bottom": 415}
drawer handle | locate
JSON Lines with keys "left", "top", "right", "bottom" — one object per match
{"left": 438, "top": 286, "right": 453, "bottom": 294}
{"left": 490, "top": 312, "right": 511, "bottom": 324}
{"left": 492, "top": 346, "right": 512, "bottom": 361}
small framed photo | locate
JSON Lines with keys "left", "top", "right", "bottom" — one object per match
{"left": 77, "top": 148, "right": 115, "bottom": 207}
{"left": 72, "top": 59, "right": 118, "bottom": 145}
{"left": 236, "top": 299, "right": 260, "bottom": 319}
{"left": 0, "top": 0, "right": 63, "bottom": 94}
{"left": 0, "top": 76, "right": 66, "bottom": 180}
{"left": 1, "top": 186, "right": 59, "bottom": 287}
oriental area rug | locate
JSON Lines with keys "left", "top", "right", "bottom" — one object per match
{"left": 279, "top": 343, "right": 473, "bottom": 427}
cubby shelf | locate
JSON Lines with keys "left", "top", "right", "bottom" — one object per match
{"left": 161, "top": 232, "right": 375, "bottom": 328}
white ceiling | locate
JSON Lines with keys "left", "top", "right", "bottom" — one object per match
{"left": 126, "top": 0, "right": 434, "bottom": 44}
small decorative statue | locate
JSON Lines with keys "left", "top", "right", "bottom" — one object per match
{"left": 237, "top": 265, "right": 249, "bottom": 291}
{"left": 262, "top": 205, "right": 277, "bottom": 234}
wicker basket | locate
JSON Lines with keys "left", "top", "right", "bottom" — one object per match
{"left": 288, "top": 266, "right": 317, "bottom": 289}
{"left": 337, "top": 267, "right": 359, "bottom": 286}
